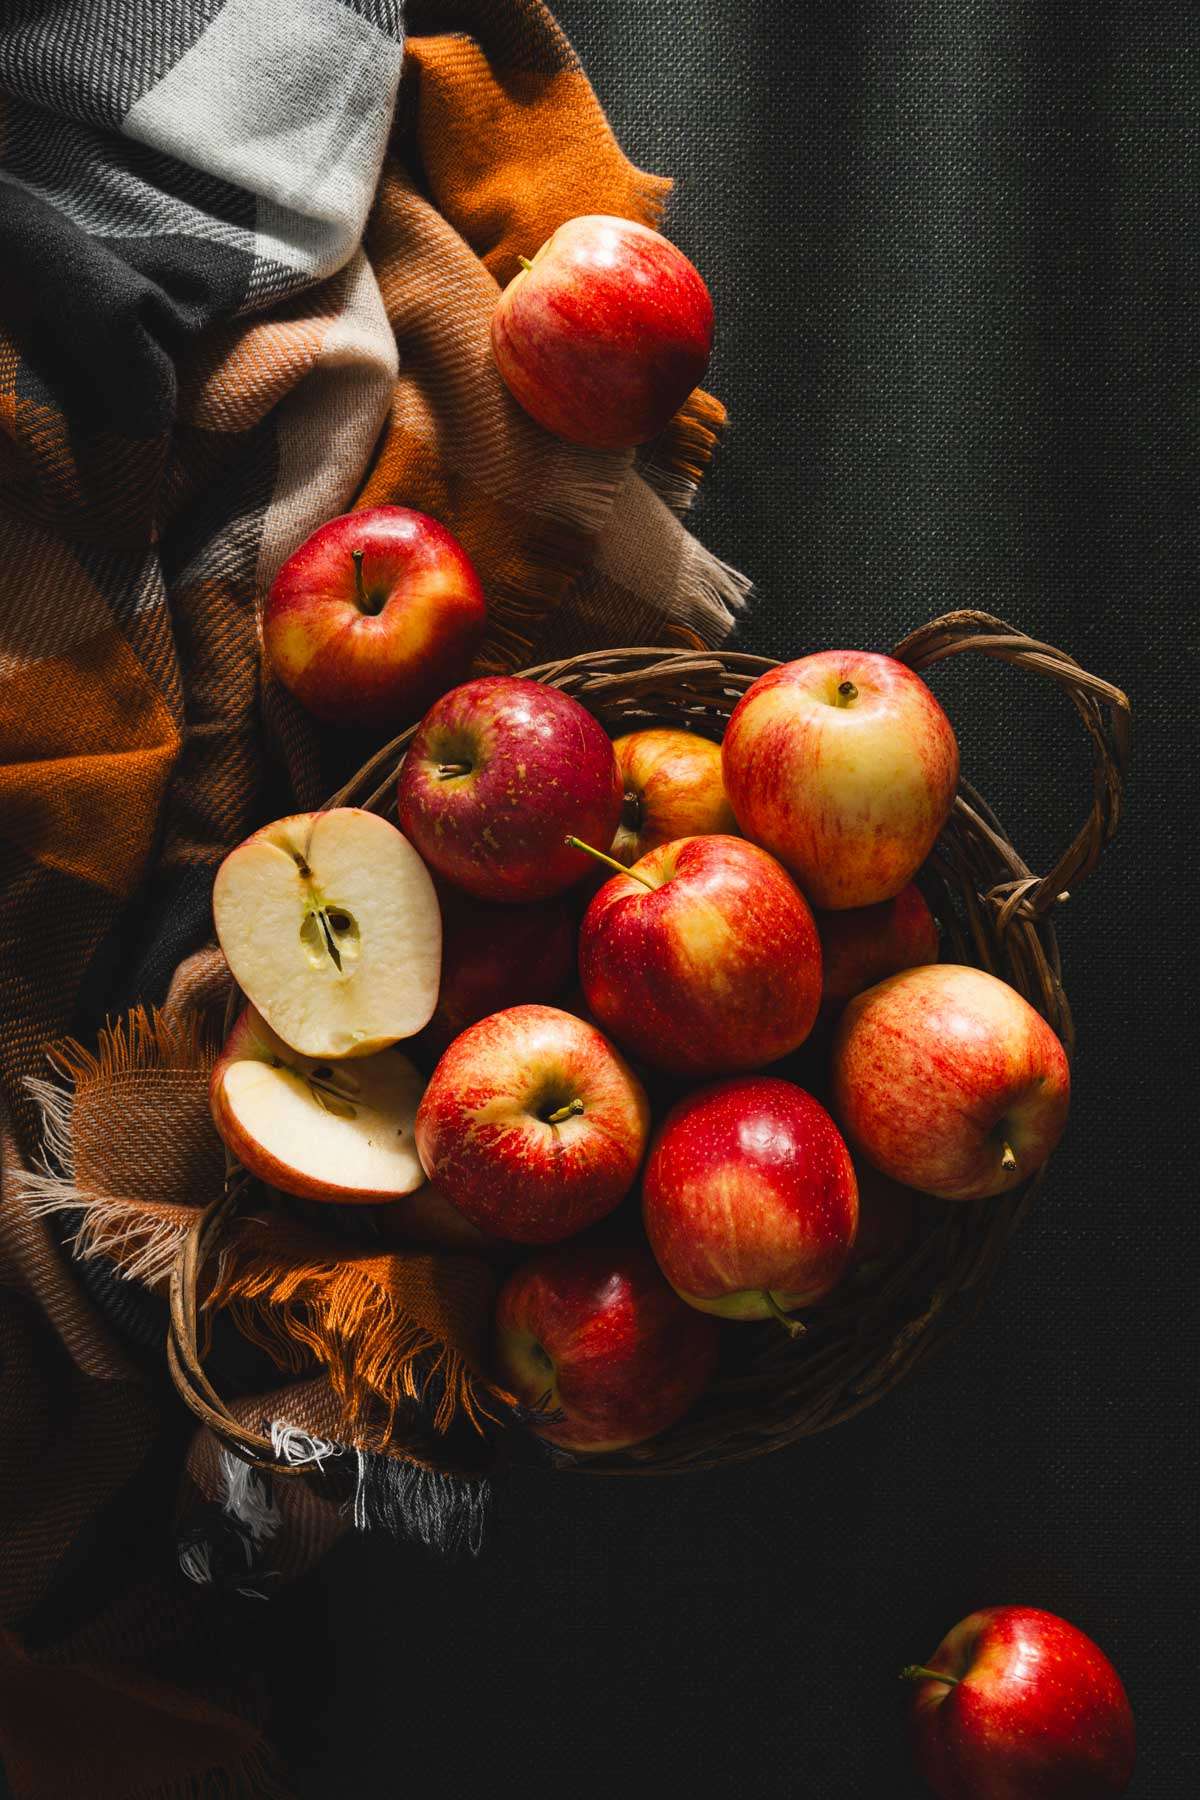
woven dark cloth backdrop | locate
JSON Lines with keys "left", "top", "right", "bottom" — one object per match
{"left": 11, "top": 3, "right": 1196, "bottom": 1796}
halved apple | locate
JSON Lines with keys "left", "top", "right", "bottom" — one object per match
{"left": 212, "top": 1006, "right": 426, "bottom": 1203}
{"left": 213, "top": 808, "right": 440, "bottom": 1059}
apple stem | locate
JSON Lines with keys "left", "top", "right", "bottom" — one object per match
{"left": 436, "top": 762, "right": 472, "bottom": 779}
{"left": 564, "top": 835, "right": 655, "bottom": 890}
{"left": 835, "top": 679, "right": 858, "bottom": 706}
{"left": 900, "top": 1666, "right": 961, "bottom": 1688}
{"left": 517, "top": 255, "right": 534, "bottom": 272}
{"left": 762, "top": 1292, "right": 806, "bottom": 1336}
{"left": 1001, "top": 1141, "right": 1018, "bottom": 1173}
{"left": 351, "top": 548, "right": 369, "bottom": 610}
{"left": 545, "top": 1097, "right": 585, "bottom": 1126}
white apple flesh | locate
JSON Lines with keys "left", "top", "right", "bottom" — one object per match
{"left": 211, "top": 1006, "right": 426, "bottom": 1204}
{"left": 213, "top": 808, "right": 441, "bottom": 1059}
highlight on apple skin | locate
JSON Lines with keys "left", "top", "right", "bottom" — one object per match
{"left": 577, "top": 834, "right": 823, "bottom": 1079}
{"left": 722, "top": 650, "right": 960, "bottom": 909}
{"left": 414, "top": 1004, "right": 651, "bottom": 1244}
{"left": 642, "top": 1075, "right": 859, "bottom": 1323}
{"left": 396, "top": 676, "right": 623, "bottom": 904}
{"left": 610, "top": 727, "right": 737, "bottom": 866}
{"left": 212, "top": 807, "right": 441, "bottom": 1060}
{"left": 831, "top": 963, "right": 1071, "bottom": 1202}
{"left": 490, "top": 214, "right": 714, "bottom": 451}
{"left": 816, "top": 882, "right": 940, "bottom": 1019}
{"left": 211, "top": 1005, "right": 426, "bottom": 1205}
{"left": 493, "top": 1244, "right": 720, "bottom": 1453}
{"left": 264, "top": 505, "right": 486, "bottom": 729}
{"left": 903, "top": 1606, "right": 1135, "bottom": 1798}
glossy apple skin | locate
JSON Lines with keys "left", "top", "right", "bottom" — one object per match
{"left": 494, "top": 1245, "right": 719, "bottom": 1452}
{"left": 264, "top": 506, "right": 485, "bottom": 729}
{"left": 610, "top": 729, "right": 737, "bottom": 865}
{"left": 397, "top": 677, "right": 622, "bottom": 903}
{"left": 415, "top": 888, "right": 576, "bottom": 1062}
{"left": 491, "top": 215, "right": 714, "bottom": 450}
{"left": 722, "top": 651, "right": 960, "bottom": 909}
{"left": 414, "top": 1005, "right": 650, "bottom": 1244}
{"left": 642, "top": 1076, "right": 858, "bottom": 1320}
{"left": 832, "top": 963, "right": 1071, "bottom": 1201}
{"left": 908, "top": 1607, "right": 1135, "bottom": 1799}
{"left": 579, "top": 835, "right": 822, "bottom": 1078}
{"left": 816, "top": 883, "right": 940, "bottom": 1018}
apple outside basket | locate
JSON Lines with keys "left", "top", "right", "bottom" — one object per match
{"left": 167, "top": 610, "right": 1129, "bottom": 1479}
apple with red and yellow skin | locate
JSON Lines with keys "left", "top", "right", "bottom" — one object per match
{"left": 610, "top": 728, "right": 737, "bottom": 865}
{"left": 832, "top": 963, "right": 1071, "bottom": 1201}
{"left": 846, "top": 1160, "right": 915, "bottom": 1276}
{"left": 385, "top": 1183, "right": 501, "bottom": 1257}
{"left": 722, "top": 651, "right": 960, "bottom": 909}
{"left": 397, "top": 677, "right": 622, "bottom": 904}
{"left": 642, "top": 1075, "right": 858, "bottom": 1323}
{"left": 904, "top": 1606, "right": 1135, "bottom": 1798}
{"left": 491, "top": 215, "right": 714, "bottom": 451}
{"left": 414, "top": 1005, "right": 650, "bottom": 1244}
{"left": 263, "top": 506, "right": 485, "bottom": 728}
{"left": 494, "top": 1245, "right": 720, "bottom": 1453}
{"left": 414, "top": 887, "right": 576, "bottom": 1062}
{"left": 577, "top": 834, "right": 822, "bottom": 1079}
{"left": 816, "top": 883, "right": 940, "bottom": 1019}
{"left": 211, "top": 1006, "right": 425, "bottom": 1205}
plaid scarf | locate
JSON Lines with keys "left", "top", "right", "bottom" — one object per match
{"left": 0, "top": 2, "right": 746, "bottom": 1795}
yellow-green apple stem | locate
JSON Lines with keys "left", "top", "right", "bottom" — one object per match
{"left": 1001, "top": 1141, "right": 1018, "bottom": 1173}
{"left": 545, "top": 1098, "right": 585, "bottom": 1125}
{"left": 762, "top": 1291, "right": 806, "bottom": 1336}
{"left": 900, "top": 1666, "right": 961, "bottom": 1687}
{"left": 835, "top": 679, "right": 858, "bottom": 705}
{"left": 564, "top": 835, "right": 655, "bottom": 891}
{"left": 518, "top": 255, "right": 534, "bottom": 272}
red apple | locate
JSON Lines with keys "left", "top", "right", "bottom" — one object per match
{"left": 263, "top": 506, "right": 485, "bottom": 728}
{"left": 396, "top": 677, "right": 622, "bottom": 904}
{"left": 831, "top": 963, "right": 1071, "bottom": 1201}
{"left": 642, "top": 1076, "right": 858, "bottom": 1323}
{"left": 491, "top": 214, "right": 714, "bottom": 451}
{"left": 415, "top": 888, "right": 576, "bottom": 1061}
{"left": 577, "top": 834, "right": 822, "bottom": 1078}
{"left": 494, "top": 1245, "right": 719, "bottom": 1453}
{"left": 384, "top": 1183, "right": 501, "bottom": 1256}
{"left": 414, "top": 1004, "right": 650, "bottom": 1244}
{"left": 904, "top": 1606, "right": 1135, "bottom": 1798}
{"left": 847, "top": 1161, "right": 916, "bottom": 1275}
{"left": 816, "top": 883, "right": 940, "bottom": 1017}
{"left": 722, "top": 651, "right": 960, "bottom": 908}
{"left": 610, "top": 728, "right": 737, "bottom": 866}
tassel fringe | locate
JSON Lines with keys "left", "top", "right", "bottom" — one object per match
{"left": 639, "top": 389, "right": 729, "bottom": 517}
{"left": 352, "top": 1449, "right": 489, "bottom": 1557}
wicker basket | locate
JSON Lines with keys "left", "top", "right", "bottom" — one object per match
{"left": 168, "top": 610, "right": 1129, "bottom": 1476}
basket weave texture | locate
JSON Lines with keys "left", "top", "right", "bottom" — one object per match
{"left": 168, "top": 610, "right": 1129, "bottom": 1475}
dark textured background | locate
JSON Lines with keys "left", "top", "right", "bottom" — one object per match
{"left": 272, "top": 5, "right": 1199, "bottom": 1794}
{"left": 21, "top": 3, "right": 1194, "bottom": 1794}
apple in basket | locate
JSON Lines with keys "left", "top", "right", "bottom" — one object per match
{"left": 575, "top": 834, "right": 822, "bottom": 1078}
{"left": 415, "top": 1005, "right": 650, "bottom": 1244}
{"left": 213, "top": 808, "right": 440, "bottom": 1059}
{"left": 211, "top": 1006, "right": 425, "bottom": 1204}
{"left": 831, "top": 963, "right": 1071, "bottom": 1201}
{"left": 415, "top": 886, "right": 576, "bottom": 1062}
{"left": 642, "top": 1075, "right": 858, "bottom": 1326}
{"left": 903, "top": 1606, "right": 1135, "bottom": 1798}
{"left": 263, "top": 506, "right": 486, "bottom": 728}
{"left": 815, "top": 883, "right": 940, "bottom": 1019}
{"left": 609, "top": 727, "right": 737, "bottom": 866}
{"left": 494, "top": 1245, "right": 720, "bottom": 1453}
{"left": 722, "top": 651, "right": 960, "bottom": 909}
{"left": 491, "top": 214, "right": 714, "bottom": 450}
{"left": 397, "top": 677, "right": 622, "bottom": 904}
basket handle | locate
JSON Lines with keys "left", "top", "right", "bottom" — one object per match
{"left": 893, "top": 610, "right": 1130, "bottom": 928}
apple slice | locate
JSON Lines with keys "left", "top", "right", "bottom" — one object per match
{"left": 212, "top": 1006, "right": 426, "bottom": 1203}
{"left": 213, "top": 808, "right": 440, "bottom": 1058}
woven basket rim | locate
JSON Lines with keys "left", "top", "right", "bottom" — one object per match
{"left": 168, "top": 610, "right": 1130, "bottom": 1478}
